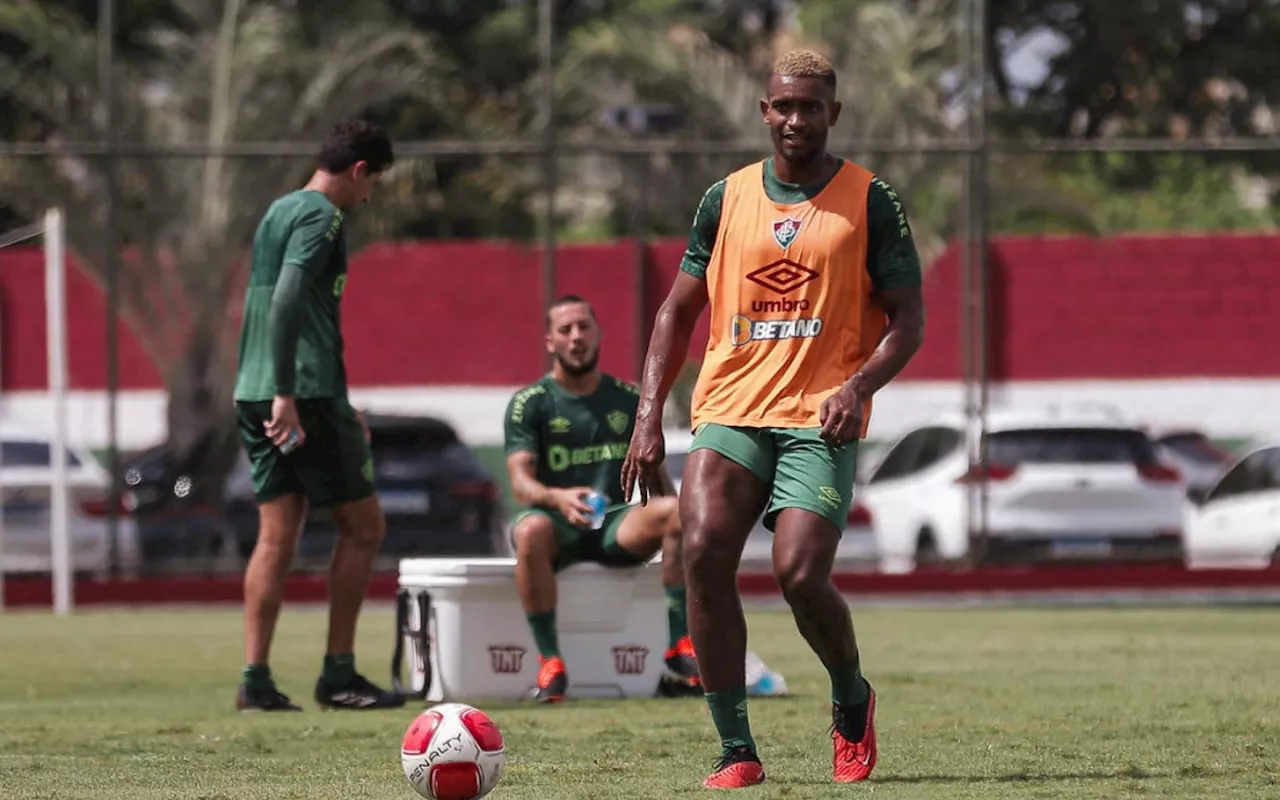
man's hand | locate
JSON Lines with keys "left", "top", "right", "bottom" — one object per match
{"left": 819, "top": 383, "right": 865, "bottom": 447}
{"left": 547, "top": 487, "right": 596, "bottom": 528}
{"left": 265, "top": 395, "right": 306, "bottom": 450}
{"left": 621, "top": 420, "right": 666, "bottom": 506}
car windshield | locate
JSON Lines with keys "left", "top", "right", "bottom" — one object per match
{"left": 986, "top": 428, "right": 1156, "bottom": 466}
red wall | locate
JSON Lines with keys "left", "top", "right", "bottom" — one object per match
{"left": 3, "top": 233, "right": 1278, "bottom": 391}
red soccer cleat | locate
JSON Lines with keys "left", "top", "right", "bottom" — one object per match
{"left": 832, "top": 685, "right": 877, "bottom": 782}
{"left": 533, "top": 656, "right": 567, "bottom": 704}
{"left": 664, "top": 634, "right": 701, "bottom": 687}
{"left": 702, "top": 746, "right": 766, "bottom": 789}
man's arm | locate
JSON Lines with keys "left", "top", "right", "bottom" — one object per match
{"left": 846, "top": 287, "right": 925, "bottom": 400}
{"left": 634, "top": 179, "right": 722, "bottom": 428}
{"left": 506, "top": 452, "right": 554, "bottom": 508}
{"left": 848, "top": 176, "right": 926, "bottom": 397}
{"left": 503, "top": 388, "right": 553, "bottom": 507}
{"left": 269, "top": 204, "right": 343, "bottom": 395}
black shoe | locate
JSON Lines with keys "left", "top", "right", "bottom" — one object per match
{"left": 314, "top": 673, "right": 406, "bottom": 710}
{"left": 657, "top": 636, "right": 702, "bottom": 697}
{"left": 237, "top": 683, "right": 302, "bottom": 712}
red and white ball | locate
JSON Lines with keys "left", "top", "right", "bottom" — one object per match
{"left": 401, "top": 703, "right": 506, "bottom": 800}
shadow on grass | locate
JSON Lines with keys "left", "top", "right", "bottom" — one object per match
{"left": 786, "top": 766, "right": 1220, "bottom": 785}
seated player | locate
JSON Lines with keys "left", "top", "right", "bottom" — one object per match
{"left": 504, "top": 295, "right": 700, "bottom": 703}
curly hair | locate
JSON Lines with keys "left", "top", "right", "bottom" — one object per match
{"left": 771, "top": 50, "right": 837, "bottom": 89}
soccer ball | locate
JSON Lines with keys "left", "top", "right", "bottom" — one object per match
{"left": 400, "top": 702, "right": 506, "bottom": 800}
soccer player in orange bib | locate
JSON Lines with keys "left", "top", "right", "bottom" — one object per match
{"left": 621, "top": 50, "right": 926, "bottom": 788}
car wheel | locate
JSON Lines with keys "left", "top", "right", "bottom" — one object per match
{"left": 915, "top": 527, "right": 942, "bottom": 568}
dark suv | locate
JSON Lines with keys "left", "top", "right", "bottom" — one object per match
{"left": 223, "top": 413, "right": 508, "bottom": 569}
{"left": 125, "top": 414, "right": 508, "bottom": 572}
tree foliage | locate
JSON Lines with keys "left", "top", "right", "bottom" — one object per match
{"left": 0, "top": 0, "right": 439, "bottom": 470}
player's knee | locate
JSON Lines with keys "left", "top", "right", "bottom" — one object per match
{"left": 681, "top": 520, "right": 736, "bottom": 579}
{"left": 333, "top": 495, "right": 386, "bottom": 549}
{"left": 512, "top": 516, "right": 556, "bottom": 562}
{"left": 773, "top": 547, "right": 827, "bottom": 600}
{"left": 255, "top": 495, "right": 305, "bottom": 552}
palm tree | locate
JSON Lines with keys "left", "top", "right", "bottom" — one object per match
{"left": 0, "top": 0, "right": 440, "bottom": 478}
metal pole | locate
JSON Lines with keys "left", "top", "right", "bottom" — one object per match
{"left": 99, "top": 0, "right": 122, "bottom": 573}
{"left": 45, "top": 210, "right": 72, "bottom": 614}
{"left": 538, "top": 0, "right": 557, "bottom": 370}
{"left": 971, "top": 0, "right": 991, "bottom": 551}
{"left": 633, "top": 155, "right": 651, "bottom": 382}
{"left": 957, "top": 0, "right": 977, "bottom": 556}
{"left": 959, "top": 0, "right": 991, "bottom": 562}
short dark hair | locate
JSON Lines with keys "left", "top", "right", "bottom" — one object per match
{"left": 318, "top": 118, "right": 394, "bottom": 175}
{"left": 545, "top": 294, "right": 595, "bottom": 329}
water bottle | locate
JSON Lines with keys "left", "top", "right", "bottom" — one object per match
{"left": 584, "top": 491, "right": 608, "bottom": 530}
{"left": 279, "top": 429, "right": 302, "bottom": 455}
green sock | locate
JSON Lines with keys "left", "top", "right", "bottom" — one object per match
{"left": 664, "top": 586, "right": 689, "bottom": 648}
{"left": 527, "top": 611, "right": 560, "bottom": 659}
{"left": 242, "top": 664, "right": 274, "bottom": 692}
{"left": 706, "top": 687, "right": 756, "bottom": 753}
{"left": 829, "top": 655, "right": 869, "bottom": 707}
{"left": 322, "top": 653, "right": 356, "bottom": 689}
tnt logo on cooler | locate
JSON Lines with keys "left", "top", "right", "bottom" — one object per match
{"left": 487, "top": 645, "right": 526, "bottom": 675}
{"left": 730, "top": 314, "right": 824, "bottom": 347}
{"left": 612, "top": 645, "right": 649, "bottom": 675}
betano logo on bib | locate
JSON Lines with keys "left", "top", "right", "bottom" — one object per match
{"left": 730, "top": 314, "right": 824, "bottom": 347}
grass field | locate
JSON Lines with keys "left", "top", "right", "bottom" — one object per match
{"left": 2, "top": 604, "right": 1278, "bottom": 799}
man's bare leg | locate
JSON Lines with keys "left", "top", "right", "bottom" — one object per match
{"left": 512, "top": 514, "right": 565, "bottom": 702}
{"left": 679, "top": 450, "right": 769, "bottom": 771}
{"left": 612, "top": 498, "right": 699, "bottom": 688}
{"left": 326, "top": 494, "right": 386, "bottom": 656}
{"left": 239, "top": 493, "right": 306, "bottom": 710}
{"left": 773, "top": 508, "right": 876, "bottom": 782}
{"left": 311, "top": 494, "right": 403, "bottom": 708}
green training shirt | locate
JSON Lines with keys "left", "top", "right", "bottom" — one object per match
{"left": 679, "top": 158, "right": 923, "bottom": 289}
{"left": 504, "top": 374, "right": 641, "bottom": 508}
{"left": 234, "top": 190, "right": 350, "bottom": 401}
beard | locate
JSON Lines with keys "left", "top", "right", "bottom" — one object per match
{"left": 557, "top": 348, "right": 599, "bottom": 377}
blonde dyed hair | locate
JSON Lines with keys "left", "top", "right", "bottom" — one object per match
{"left": 771, "top": 50, "right": 837, "bottom": 88}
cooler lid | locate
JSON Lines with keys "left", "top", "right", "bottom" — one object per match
{"left": 399, "top": 557, "right": 518, "bottom": 581}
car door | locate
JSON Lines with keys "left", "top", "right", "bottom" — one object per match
{"left": 1185, "top": 447, "right": 1280, "bottom": 568}
{"left": 860, "top": 427, "right": 962, "bottom": 562}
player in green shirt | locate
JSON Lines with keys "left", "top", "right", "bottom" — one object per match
{"left": 504, "top": 295, "right": 700, "bottom": 703}
{"left": 232, "top": 119, "right": 403, "bottom": 712}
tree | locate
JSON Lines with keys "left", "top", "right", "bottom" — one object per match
{"left": 0, "top": 0, "right": 439, "bottom": 483}
{"left": 988, "top": 0, "right": 1280, "bottom": 139}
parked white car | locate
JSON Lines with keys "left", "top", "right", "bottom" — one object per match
{"left": 1149, "top": 426, "right": 1236, "bottom": 503}
{"left": 858, "top": 408, "right": 1187, "bottom": 573}
{"left": 661, "top": 430, "right": 878, "bottom": 566}
{"left": 0, "top": 430, "right": 141, "bottom": 576}
{"left": 1183, "top": 443, "right": 1280, "bottom": 570}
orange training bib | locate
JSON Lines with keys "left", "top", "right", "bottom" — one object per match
{"left": 690, "top": 160, "right": 886, "bottom": 434}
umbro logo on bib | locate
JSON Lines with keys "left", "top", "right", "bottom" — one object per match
{"left": 771, "top": 216, "right": 803, "bottom": 249}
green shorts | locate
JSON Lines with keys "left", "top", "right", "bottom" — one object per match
{"left": 508, "top": 503, "right": 646, "bottom": 572}
{"left": 690, "top": 423, "right": 859, "bottom": 533}
{"left": 235, "top": 398, "right": 376, "bottom": 508}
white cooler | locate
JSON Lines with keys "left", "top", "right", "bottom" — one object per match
{"left": 391, "top": 557, "right": 668, "bottom": 703}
